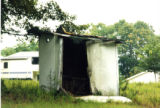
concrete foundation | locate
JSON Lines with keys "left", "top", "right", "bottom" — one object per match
{"left": 76, "top": 95, "right": 132, "bottom": 103}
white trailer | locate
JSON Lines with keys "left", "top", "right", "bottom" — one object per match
{"left": 0, "top": 51, "right": 39, "bottom": 79}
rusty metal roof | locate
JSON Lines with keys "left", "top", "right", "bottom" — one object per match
{"left": 50, "top": 32, "right": 122, "bottom": 43}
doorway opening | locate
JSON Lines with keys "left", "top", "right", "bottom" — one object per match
{"left": 62, "top": 38, "right": 91, "bottom": 96}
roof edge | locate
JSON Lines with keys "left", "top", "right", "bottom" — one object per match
{"left": 41, "top": 32, "right": 123, "bottom": 43}
{"left": 126, "top": 72, "right": 150, "bottom": 81}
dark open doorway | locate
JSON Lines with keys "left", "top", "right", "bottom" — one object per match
{"left": 62, "top": 38, "right": 91, "bottom": 96}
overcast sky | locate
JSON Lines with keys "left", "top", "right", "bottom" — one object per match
{"left": 1, "top": 0, "right": 160, "bottom": 49}
{"left": 55, "top": 0, "right": 160, "bottom": 34}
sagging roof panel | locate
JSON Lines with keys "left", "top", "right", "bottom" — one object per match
{"left": 41, "top": 32, "right": 122, "bottom": 43}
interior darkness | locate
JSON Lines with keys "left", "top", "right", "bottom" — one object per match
{"left": 62, "top": 38, "right": 91, "bottom": 96}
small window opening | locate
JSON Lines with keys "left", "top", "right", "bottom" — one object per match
{"left": 4, "top": 62, "right": 8, "bottom": 69}
{"left": 32, "top": 57, "right": 39, "bottom": 64}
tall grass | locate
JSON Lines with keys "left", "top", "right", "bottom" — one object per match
{"left": 2, "top": 101, "right": 142, "bottom": 108}
{"left": 2, "top": 80, "right": 143, "bottom": 108}
{"left": 121, "top": 82, "right": 160, "bottom": 108}
{"left": 2, "top": 80, "right": 160, "bottom": 108}
{"left": 1, "top": 80, "right": 70, "bottom": 103}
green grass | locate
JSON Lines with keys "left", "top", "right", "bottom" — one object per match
{"left": 121, "top": 82, "right": 160, "bottom": 108}
{"left": 2, "top": 102, "right": 142, "bottom": 108}
{"left": 2, "top": 80, "right": 160, "bottom": 108}
{"left": 1, "top": 79, "right": 63, "bottom": 102}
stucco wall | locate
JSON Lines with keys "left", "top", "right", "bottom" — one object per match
{"left": 87, "top": 41, "right": 119, "bottom": 96}
{"left": 39, "top": 35, "right": 63, "bottom": 90}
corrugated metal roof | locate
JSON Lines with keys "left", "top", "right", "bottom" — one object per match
{"left": 48, "top": 32, "right": 122, "bottom": 43}
{"left": 27, "top": 28, "right": 122, "bottom": 43}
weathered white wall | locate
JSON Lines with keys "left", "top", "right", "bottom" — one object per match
{"left": 1, "top": 59, "right": 33, "bottom": 79}
{"left": 39, "top": 35, "right": 63, "bottom": 90}
{"left": 87, "top": 41, "right": 119, "bottom": 96}
{"left": 128, "top": 72, "right": 160, "bottom": 83}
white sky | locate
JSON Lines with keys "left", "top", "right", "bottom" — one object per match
{"left": 55, "top": 0, "right": 160, "bottom": 34}
{"left": 1, "top": 0, "right": 160, "bottom": 49}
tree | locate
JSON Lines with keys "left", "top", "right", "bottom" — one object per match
{"left": 89, "top": 20, "right": 155, "bottom": 77}
{"left": 88, "top": 23, "right": 115, "bottom": 38}
{"left": 1, "top": 0, "right": 88, "bottom": 36}
{"left": 115, "top": 20, "right": 154, "bottom": 77}
{"left": 1, "top": 0, "right": 89, "bottom": 58}
{"left": 1, "top": 47, "right": 16, "bottom": 57}
{"left": 138, "top": 36, "right": 160, "bottom": 81}
{"left": 1, "top": 39, "right": 38, "bottom": 56}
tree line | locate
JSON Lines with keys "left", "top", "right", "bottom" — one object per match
{"left": 1, "top": 0, "right": 160, "bottom": 78}
{"left": 88, "top": 21, "right": 160, "bottom": 78}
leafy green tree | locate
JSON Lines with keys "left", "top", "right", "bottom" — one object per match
{"left": 1, "top": 39, "right": 38, "bottom": 56}
{"left": 138, "top": 36, "right": 160, "bottom": 80}
{"left": 115, "top": 20, "right": 154, "bottom": 77}
{"left": 1, "top": 0, "right": 88, "bottom": 36}
{"left": 88, "top": 23, "right": 115, "bottom": 38}
{"left": 89, "top": 20, "right": 155, "bottom": 77}
{"left": 1, "top": 47, "right": 16, "bottom": 57}
{"left": 1, "top": 0, "right": 88, "bottom": 58}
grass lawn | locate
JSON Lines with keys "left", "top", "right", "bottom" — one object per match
{"left": 2, "top": 80, "right": 160, "bottom": 108}
{"left": 2, "top": 100, "right": 142, "bottom": 108}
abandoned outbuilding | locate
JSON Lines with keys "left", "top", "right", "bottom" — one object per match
{"left": 39, "top": 32, "right": 121, "bottom": 96}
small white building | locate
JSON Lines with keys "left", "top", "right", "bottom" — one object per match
{"left": 0, "top": 51, "right": 39, "bottom": 79}
{"left": 39, "top": 32, "right": 121, "bottom": 96}
{"left": 126, "top": 72, "right": 160, "bottom": 83}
